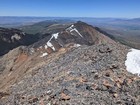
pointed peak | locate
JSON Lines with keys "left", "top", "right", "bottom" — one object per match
{"left": 75, "top": 21, "right": 88, "bottom": 25}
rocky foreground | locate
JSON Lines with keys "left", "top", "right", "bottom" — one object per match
{"left": 0, "top": 43, "right": 140, "bottom": 105}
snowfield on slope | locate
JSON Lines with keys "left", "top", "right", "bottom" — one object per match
{"left": 125, "top": 49, "right": 140, "bottom": 76}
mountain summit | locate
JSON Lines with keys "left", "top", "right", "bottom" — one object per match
{"left": 28, "top": 21, "right": 115, "bottom": 57}
{"left": 0, "top": 21, "right": 140, "bottom": 105}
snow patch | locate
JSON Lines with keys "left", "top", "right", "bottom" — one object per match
{"left": 70, "top": 25, "right": 74, "bottom": 28}
{"left": 74, "top": 44, "right": 81, "bottom": 48}
{"left": 47, "top": 41, "right": 55, "bottom": 51}
{"left": 47, "top": 41, "right": 53, "bottom": 47}
{"left": 53, "top": 33, "right": 59, "bottom": 39}
{"left": 11, "top": 34, "right": 21, "bottom": 41}
{"left": 125, "top": 49, "right": 140, "bottom": 76}
{"left": 40, "top": 52, "right": 48, "bottom": 57}
{"left": 46, "top": 33, "right": 59, "bottom": 51}
{"left": 45, "top": 45, "right": 48, "bottom": 49}
{"left": 66, "top": 25, "right": 83, "bottom": 37}
{"left": 51, "top": 46, "right": 55, "bottom": 51}
{"left": 22, "top": 32, "right": 25, "bottom": 35}
{"left": 49, "top": 32, "right": 59, "bottom": 40}
{"left": 29, "top": 48, "right": 35, "bottom": 54}
{"left": 74, "top": 28, "right": 83, "bottom": 38}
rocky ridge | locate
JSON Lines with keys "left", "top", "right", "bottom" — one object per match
{"left": 0, "top": 21, "right": 140, "bottom": 105}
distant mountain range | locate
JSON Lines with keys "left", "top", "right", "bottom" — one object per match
{"left": 0, "top": 17, "right": 75, "bottom": 27}
{"left": 0, "top": 16, "right": 139, "bottom": 49}
{"left": 0, "top": 16, "right": 140, "bottom": 27}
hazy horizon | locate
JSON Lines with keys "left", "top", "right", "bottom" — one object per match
{"left": 0, "top": 0, "right": 140, "bottom": 18}
{"left": 0, "top": 16, "right": 139, "bottom": 19}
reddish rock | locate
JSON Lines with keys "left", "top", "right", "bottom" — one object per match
{"left": 46, "top": 47, "right": 53, "bottom": 54}
{"left": 103, "top": 80, "right": 113, "bottom": 88}
{"left": 61, "top": 93, "right": 70, "bottom": 100}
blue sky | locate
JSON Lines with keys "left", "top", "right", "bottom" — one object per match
{"left": 0, "top": 0, "right": 140, "bottom": 18}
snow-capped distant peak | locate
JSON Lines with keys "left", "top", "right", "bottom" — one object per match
{"left": 125, "top": 49, "right": 140, "bottom": 76}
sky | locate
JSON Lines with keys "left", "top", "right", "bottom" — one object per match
{"left": 0, "top": 0, "right": 140, "bottom": 18}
